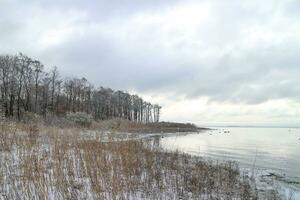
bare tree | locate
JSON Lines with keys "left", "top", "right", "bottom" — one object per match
{"left": 33, "top": 60, "right": 43, "bottom": 113}
{"left": 0, "top": 53, "right": 161, "bottom": 123}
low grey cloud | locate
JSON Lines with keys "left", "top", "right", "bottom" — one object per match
{"left": 1, "top": 0, "right": 300, "bottom": 124}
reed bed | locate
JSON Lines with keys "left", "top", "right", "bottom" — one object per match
{"left": 0, "top": 122, "right": 280, "bottom": 199}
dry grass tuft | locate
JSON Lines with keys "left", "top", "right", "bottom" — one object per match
{"left": 0, "top": 121, "right": 281, "bottom": 199}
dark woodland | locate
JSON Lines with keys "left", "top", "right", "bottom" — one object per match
{"left": 0, "top": 53, "right": 161, "bottom": 122}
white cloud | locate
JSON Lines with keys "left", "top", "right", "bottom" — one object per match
{"left": 1, "top": 0, "right": 300, "bottom": 126}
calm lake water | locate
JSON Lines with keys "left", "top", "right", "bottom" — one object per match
{"left": 160, "top": 127, "right": 300, "bottom": 183}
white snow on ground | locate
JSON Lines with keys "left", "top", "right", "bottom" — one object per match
{"left": 80, "top": 129, "right": 300, "bottom": 199}
{"left": 242, "top": 168, "right": 300, "bottom": 200}
{"left": 1, "top": 127, "right": 298, "bottom": 199}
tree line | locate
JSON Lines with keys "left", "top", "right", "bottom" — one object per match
{"left": 0, "top": 53, "right": 161, "bottom": 123}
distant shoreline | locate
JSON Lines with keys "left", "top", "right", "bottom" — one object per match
{"left": 97, "top": 119, "right": 211, "bottom": 133}
{"left": 205, "top": 125, "right": 300, "bottom": 129}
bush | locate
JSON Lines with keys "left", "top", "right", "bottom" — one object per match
{"left": 66, "top": 112, "right": 93, "bottom": 127}
{"left": 22, "top": 112, "right": 41, "bottom": 124}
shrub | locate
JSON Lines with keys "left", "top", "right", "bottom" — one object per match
{"left": 22, "top": 112, "right": 41, "bottom": 124}
{"left": 66, "top": 112, "right": 93, "bottom": 127}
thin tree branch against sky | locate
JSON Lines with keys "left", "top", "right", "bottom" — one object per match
{"left": 1, "top": 0, "right": 300, "bottom": 126}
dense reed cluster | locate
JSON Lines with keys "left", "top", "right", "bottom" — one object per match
{"left": 0, "top": 122, "right": 281, "bottom": 199}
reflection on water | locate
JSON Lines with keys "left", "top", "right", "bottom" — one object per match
{"left": 159, "top": 127, "right": 300, "bottom": 181}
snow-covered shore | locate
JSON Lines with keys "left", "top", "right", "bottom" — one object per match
{"left": 76, "top": 128, "right": 300, "bottom": 199}
{"left": 0, "top": 122, "right": 295, "bottom": 199}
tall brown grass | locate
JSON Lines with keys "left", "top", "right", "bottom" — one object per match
{"left": 0, "top": 121, "right": 281, "bottom": 199}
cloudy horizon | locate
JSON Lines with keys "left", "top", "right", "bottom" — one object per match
{"left": 1, "top": 0, "right": 300, "bottom": 127}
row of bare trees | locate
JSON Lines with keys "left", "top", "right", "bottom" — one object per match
{"left": 0, "top": 53, "right": 161, "bottom": 123}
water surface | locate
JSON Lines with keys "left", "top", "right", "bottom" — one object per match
{"left": 160, "top": 127, "right": 300, "bottom": 183}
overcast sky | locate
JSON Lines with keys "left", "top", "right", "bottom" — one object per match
{"left": 1, "top": 0, "right": 300, "bottom": 126}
